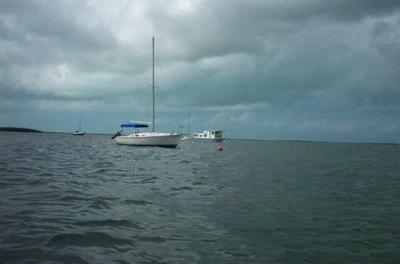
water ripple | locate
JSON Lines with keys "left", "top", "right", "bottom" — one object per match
{"left": 46, "top": 232, "right": 133, "bottom": 248}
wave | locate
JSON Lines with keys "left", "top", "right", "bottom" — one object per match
{"left": 46, "top": 232, "right": 133, "bottom": 248}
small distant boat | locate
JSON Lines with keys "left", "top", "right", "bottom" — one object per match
{"left": 113, "top": 37, "right": 180, "bottom": 148}
{"left": 181, "top": 135, "right": 191, "bottom": 140}
{"left": 192, "top": 130, "right": 224, "bottom": 142}
{"left": 73, "top": 115, "right": 86, "bottom": 136}
{"left": 181, "top": 112, "right": 191, "bottom": 140}
{"left": 73, "top": 130, "right": 85, "bottom": 136}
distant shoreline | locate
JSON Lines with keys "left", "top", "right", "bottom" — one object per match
{"left": 0, "top": 127, "right": 42, "bottom": 133}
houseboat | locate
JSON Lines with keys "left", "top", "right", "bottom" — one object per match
{"left": 192, "top": 130, "right": 224, "bottom": 142}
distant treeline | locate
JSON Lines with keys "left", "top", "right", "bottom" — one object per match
{"left": 0, "top": 127, "right": 42, "bottom": 133}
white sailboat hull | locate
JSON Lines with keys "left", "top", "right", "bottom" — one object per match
{"left": 115, "top": 132, "right": 181, "bottom": 148}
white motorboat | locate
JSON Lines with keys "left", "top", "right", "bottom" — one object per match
{"left": 192, "top": 130, "right": 224, "bottom": 142}
{"left": 113, "top": 37, "right": 180, "bottom": 148}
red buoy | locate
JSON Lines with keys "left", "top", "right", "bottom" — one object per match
{"left": 217, "top": 146, "right": 224, "bottom": 151}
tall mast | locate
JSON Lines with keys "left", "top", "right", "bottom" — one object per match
{"left": 152, "top": 36, "right": 155, "bottom": 132}
{"left": 187, "top": 112, "right": 190, "bottom": 135}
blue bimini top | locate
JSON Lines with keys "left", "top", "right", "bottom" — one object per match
{"left": 120, "top": 122, "right": 149, "bottom": 128}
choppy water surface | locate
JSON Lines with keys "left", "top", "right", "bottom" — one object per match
{"left": 0, "top": 132, "right": 399, "bottom": 264}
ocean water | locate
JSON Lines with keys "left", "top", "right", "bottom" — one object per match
{"left": 0, "top": 132, "right": 399, "bottom": 264}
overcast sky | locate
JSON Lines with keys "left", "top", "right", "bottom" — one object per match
{"left": 1, "top": 0, "right": 400, "bottom": 142}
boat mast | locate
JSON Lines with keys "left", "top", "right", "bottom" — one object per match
{"left": 187, "top": 112, "right": 190, "bottom": 135}
{"left": 152, "top": 36, "right": 155, "bottom": 132}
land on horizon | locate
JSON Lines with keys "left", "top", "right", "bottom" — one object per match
{"left": 0, "top": 127, "right": 42, "bottom": 133}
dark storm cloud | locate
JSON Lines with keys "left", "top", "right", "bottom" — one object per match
{"left": 151, "top": 0, "right": 400, "bottom": 59}
{"left": 142, "top": 0, "right": 400, "bottom": 111}
{"left": 0, "top": 0, "right": 138, "bottom": 114}
{"left": 266, "top": 0, "right": 400, "bottom": 22}
{"left": 2, "top": 0, "right": 400, "bottom": 108}
{"left": 0, "top": 1, "right": 115, "bottom": 50}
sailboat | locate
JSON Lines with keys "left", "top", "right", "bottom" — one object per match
{"left": 113, "top": 37, "right": 181, "bottom": 148}
{"left": 181, "top": 112, "right": 191, "bottom": 140}
{"left": 73, "top": 114, "right": 86, "bottom": 135}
